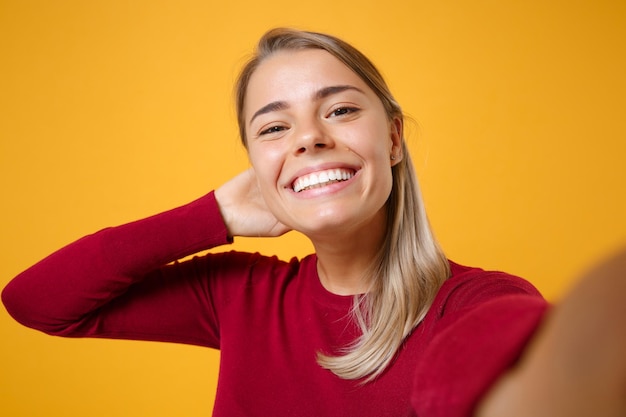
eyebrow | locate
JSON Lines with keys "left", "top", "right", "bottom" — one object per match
{"left": 315, "top": 84, "right": 365, "bottom": 100}
{"left": 248, "top": 84, "right": 365, "bottom": 126}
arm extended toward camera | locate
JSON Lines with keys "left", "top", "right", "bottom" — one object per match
{"left": 477, "top": 248, "right": 626, "bottom": 417}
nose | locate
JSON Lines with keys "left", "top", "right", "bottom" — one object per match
{"left": 292, "top": 117, "right": 334, "bottom": 155}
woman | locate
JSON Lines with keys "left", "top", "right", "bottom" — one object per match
{"left": 3, "top": 28, "right": 624, "bottom": 417}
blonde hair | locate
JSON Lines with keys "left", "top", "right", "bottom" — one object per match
{"left": 235, "top": 28, "right": 450, "bottom": 382}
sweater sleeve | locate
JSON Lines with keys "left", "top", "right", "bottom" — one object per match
{"left": 411, "top": 265, "right": 550, "bottom": 417}
{"left": 1, "top": 192, "right": 232, "bottom": 348}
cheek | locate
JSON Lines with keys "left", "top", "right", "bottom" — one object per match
{"left": 344, "top": 118, "right": 391, "bottom": 152}
{"left": 248, "top": 145, "right": 286, "bottom": 196}
{"left": 248, "top": 152, "right": 289, "bottom": 217}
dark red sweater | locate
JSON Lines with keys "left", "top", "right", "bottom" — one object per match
{"left": 2, "top": 192, "right": 548, "bottom": 416}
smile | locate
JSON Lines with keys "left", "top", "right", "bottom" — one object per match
{"left": 292, "top": 168, "right": 355, "bottom": 193}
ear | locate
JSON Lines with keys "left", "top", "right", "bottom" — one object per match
{"left": 389, "top": 116, "right": 403, "bottom": 166}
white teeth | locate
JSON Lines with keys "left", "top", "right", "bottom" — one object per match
{"left": 292, "top": 168, "right": 354, "bottom": 193}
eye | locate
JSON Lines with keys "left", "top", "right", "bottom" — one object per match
{"left": 328, "top": 106, "right": 359, "bottom": 118}
{"left": 259, "top": 125, "right": 287, "bottom": 135}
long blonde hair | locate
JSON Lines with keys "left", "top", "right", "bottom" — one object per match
{"left": 235, "top": 28, "right": 450, "bottom": 382}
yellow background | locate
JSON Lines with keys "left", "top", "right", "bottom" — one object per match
{"left": 1, "top": 0, "right": 625, "bottom": 415}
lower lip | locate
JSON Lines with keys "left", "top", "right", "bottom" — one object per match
{"left": 290, "top": 172, "right": 358, "bottom": 199}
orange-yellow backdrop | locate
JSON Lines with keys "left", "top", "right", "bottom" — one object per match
{"left": 1, "top": 0, "right": 625, "bottom": 415}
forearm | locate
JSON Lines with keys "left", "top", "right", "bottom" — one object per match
{"left": 476, "top": 249, "right": 626, "bottom": 417}
{"left": 2, "top": 192, "right": 230, "bottom": 334}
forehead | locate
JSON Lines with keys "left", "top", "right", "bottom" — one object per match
{"left": 244, "top": 49, "right": 373, "bottom": 115}
{"left": 252, "top": 48, "right": 359, "bottom": 84}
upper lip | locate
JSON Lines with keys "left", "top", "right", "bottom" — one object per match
{"left": 285, "top": 162, "right": 360, "bottom": 190}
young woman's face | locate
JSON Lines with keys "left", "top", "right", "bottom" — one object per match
{"left": 244, "top": 48, "right": 402, "bottom": 239}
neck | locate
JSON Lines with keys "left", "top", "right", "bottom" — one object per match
{"left": 311, "top": 209, "right": 388, "bottom": 296}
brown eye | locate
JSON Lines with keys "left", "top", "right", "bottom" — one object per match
{"left": 329, "top": 107, "right": 358, "bottom": 117}
{"left": 260, "top": 125, "right": 286, "bottom": 135}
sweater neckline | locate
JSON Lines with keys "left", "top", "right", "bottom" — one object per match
{"left": 304, "top": 254, "right": 362, "bottom": 310}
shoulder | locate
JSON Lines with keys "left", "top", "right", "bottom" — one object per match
{"left": 190, "top": 251, "right": 318, "bottom": 318}
{"left": 411, "top": 261, "right": 550, "bottom": 417}
{"left": 432, "top": 260, "right": 545, "bottom": 318}
{"left": 191, "top": 250, "right": 316, "bottom": 289}
{"left": 419, "top": 260, "right": 549, "bottom": 352}
{"left": 201, "top": 250, "right": 313, "bottom": 272}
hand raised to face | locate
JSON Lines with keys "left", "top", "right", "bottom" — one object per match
{"left": 215, "top": 168, "right": 291, "bottom": 238}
